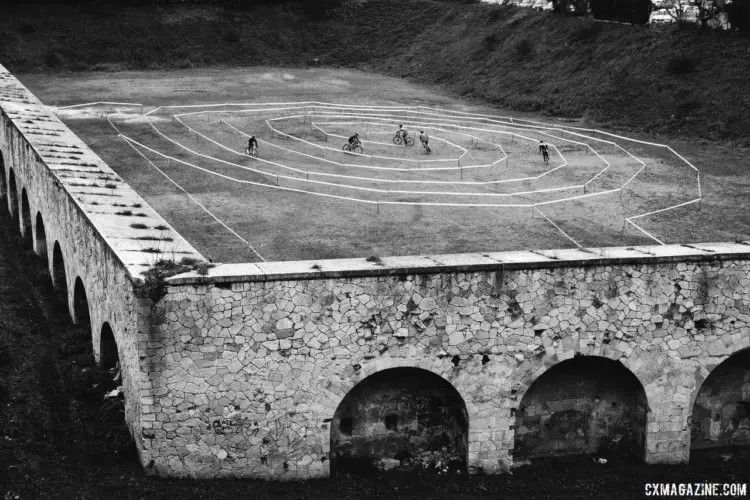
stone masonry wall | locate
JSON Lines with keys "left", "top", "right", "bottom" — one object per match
{"left": 0, "top": 110, "right": 144, "bottom": 446}
{"left": 139, "top": 257, "right": 750, "bottom": 479}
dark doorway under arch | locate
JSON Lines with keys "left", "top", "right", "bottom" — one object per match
{"left": 73, "top": 277, "right": 91, "bottom": 326}
{"left": 9, "top": 169, "right": 18, "bottom": 222}
{"left": 0, "top": 150, "right": 6, "bottom": 209}
{"left": 52, "top": 242, "right": 66, "bottom": 291}
{"left": 330, "top": 367, "right": 468, "bottom": 475}
{"left": 35, "top": 212, "right": 47, "bottom": 260}
{"left": 513, "top": 356, "right": 648, "bottom": 461}
{"left": 691, "top": 348, "right": 750, "bottom": 451}
{"left": 21, "top": 189, "right": 32, "bottom": 248}
{"left": 100, "top": 322, "right": 119, "bottom": 371}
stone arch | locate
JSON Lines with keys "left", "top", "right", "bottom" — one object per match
{"left": 52, "top": 241, "right": 67, "bottom": 291}
{"left": 512, "top": 355, "right": 649, "bottom": 461}
{"left": 35, "top": 212, "right": 47, "bottom": 260}
{"left": 21, "top": 188, "right": 32, "bottom": 247}
{"left": 73, "top": 277, "right": 91, "bottom": 327}
{"left": 690, "top": 347, "right": 750, "bottom": 451}
{"left": 8, "top": 168, "right": 18, "bottom": 221}
{"left": 99, "top": 322, "right": 119, "bottom": 371}
{"left": 0, "top": 149, "right": 6, "bottom": 208}
{"left": 330, "top": 366, "right": 469, "bottom": 476}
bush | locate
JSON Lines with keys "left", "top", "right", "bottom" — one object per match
{"left": 726, "top": 0, "right": 750, "bottom": 31}
{"left": 223, "top": 30, "right": 240, "bottom": 43}
{"left": 483, "top": 33, "right": 499, "bottom": 51}
{"left": 19, "top": 23, "right": 34, "bottom": 35}
{"left": 44, "top": 51, "right": 62, "bottom": 68}
{"left": 514, "top": 38, "right": 534, "bottom": 59}
{"left": 569, "top": 19, "right": 602, "bottom": 42}
{"left": 666, "top": 55, "right": 697, "bottom": 74}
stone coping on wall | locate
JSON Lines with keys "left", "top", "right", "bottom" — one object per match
{"left": 166, "top": 241, "right": 750, "bottom": 285}
{"left": 0, "top": 65, "right": 204, "bottom": 280}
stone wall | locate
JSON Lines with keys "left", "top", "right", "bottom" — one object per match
{"left": 138, "top": 254, "right": 750, "bottom": 479}
{"left": 0, "top": 64, "right": 203, "bottom": 466}
{"left": 0, "top": 109, "right": 142, "bottom": 443}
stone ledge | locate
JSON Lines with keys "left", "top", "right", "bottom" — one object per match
{"left": 166, "top": 242, "right": 750, "bottom": 285}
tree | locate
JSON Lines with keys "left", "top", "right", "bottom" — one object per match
{"left": 654, "top": 0, "right": 694, "bottom": 23}
{"left": 726, "top": 0, "right": 750, "bottom": 30}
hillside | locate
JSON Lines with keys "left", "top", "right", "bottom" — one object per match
{"left": 0, "top": 1, "right": 748, "bottom": 143}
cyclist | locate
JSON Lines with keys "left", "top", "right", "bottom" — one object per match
{"left": 246, "top": 136, "right": 258, "bottom": 156}
{"left": 539, "top": 140, "right": 549, "bottom": 163}
{"left": 419, "top": 130, "right": 430, "bottom": 152}
{"left": 397, "top": 124, "right": 408, "bottom": 142}
{"left": 348, "top": 132, "right": 361, "bottom": 148}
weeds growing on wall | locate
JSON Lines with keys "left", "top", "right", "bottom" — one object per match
{"left": 134, "top": 257, "right": 214, "bottom": 302}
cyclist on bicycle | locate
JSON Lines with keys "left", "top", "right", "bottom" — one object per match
{"left": 419, "top": 130, "right": 429, "bottom": 149}
{"left": 398, "top": 124, "right": 408, "bottom": 142}
{"left": 247, "top": 136, "right": 258, "bottom": 155}
{"left": 349, "top": 133, "right": 361, "bottom": 147}
{"left": 539, "top": 140, "right": 549, "bottom": 161}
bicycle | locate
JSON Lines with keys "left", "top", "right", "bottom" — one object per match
{"left": 541, "top": 149, "right": 549, "bottom": 166}
{"left": 393, "top": 133, "right": 414, "bottom": 146}
{"left": 342, "top": 142, "right": 363, "bottom": 154}
{"left": 245, "top": 146, "right": 258, "bottom": 158}
{"left": 421, "top": 141, "right": 431, "bottom": 154}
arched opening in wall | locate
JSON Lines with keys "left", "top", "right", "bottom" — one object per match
{"left": 8, "top": 168, "right": 18, "bottom": 222}
{"left": 21, "top": 189, "right": 32, "bottom": 248}
{"left": 513, "top": 356, "right": 648, "bottom": 461}
{"left": 35, "top": 212, "right": 47, "bottom": 261}
{"left": 100, "top": 322, "right": 119, "bottom": 372}
{"left": 52, "top": 242, "right": 66, "bottom": 292}
{"left": 73, "top": 277, "right": 91, "bottom": 327}
{"left": 690, "top": 348, "right": 750, "bottom": 452}
{"left": 330, "top": 367, "right": 468, "bottom": 476}
{"left": 98, "top": 321, "right": 138, "bottom": 466}
{"left": 0, "top": 150, "right": 6, "bottom": 209}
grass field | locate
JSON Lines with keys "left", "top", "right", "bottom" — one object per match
{"left": 20, "top": 67, "right": 749, "bottom": 263}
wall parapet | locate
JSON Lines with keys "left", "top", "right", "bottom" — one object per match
{"left": 167, "top": 242, "right": 750, "bottom": 285}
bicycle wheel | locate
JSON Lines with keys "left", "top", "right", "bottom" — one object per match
{"left": 405, "top": 137, "right": 414, "bottom": 146}
{"left": 352, "top": 145, "right": 363, "bottom": 154}
{"left": 392, "top": 135, "right": 402, "bottom": 145}
{"left": 251, "top": 148, "right": 258, "bottom": 158}
{"left": 342, "top": 144, "right": 350, "bottom": 152}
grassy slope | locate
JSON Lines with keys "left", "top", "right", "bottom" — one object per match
{"left": 0, "top": 1, "right": 748, "bottom": 143}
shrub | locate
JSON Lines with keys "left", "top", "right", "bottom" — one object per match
{"left": 483, "top": 33, "right": 499, "bottom": 52}
{"left": 569, "top": 19, "right": 602, "bottom": 42}
{"left": 130, "top": 223, "right": 149, "bottom": 229}
{"left": 223, "top": 30, "right": 240, "bottom": 43}
{"left": 514, "top": 39, "right": 534, "bottom": 59}
{"left": 44, "top": 52, "right": 62, "bottom": 68}
{"left": 70, "top": 62, "right": 90, "bottom": 72}
{"left": 666, "top": 55, "right": 697, "bottom": 75}
{"left": 726, "top": 0, "right": 750, "bottom": 31}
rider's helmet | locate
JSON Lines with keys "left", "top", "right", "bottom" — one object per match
{"left": 355, "top": 133, "right": 359, "bottom": 137}
{"left": 421, "top": 130, "right": 424, "bottom": 134}
{"left": 399, "top": 124, "right": 403, "bottom": 128}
